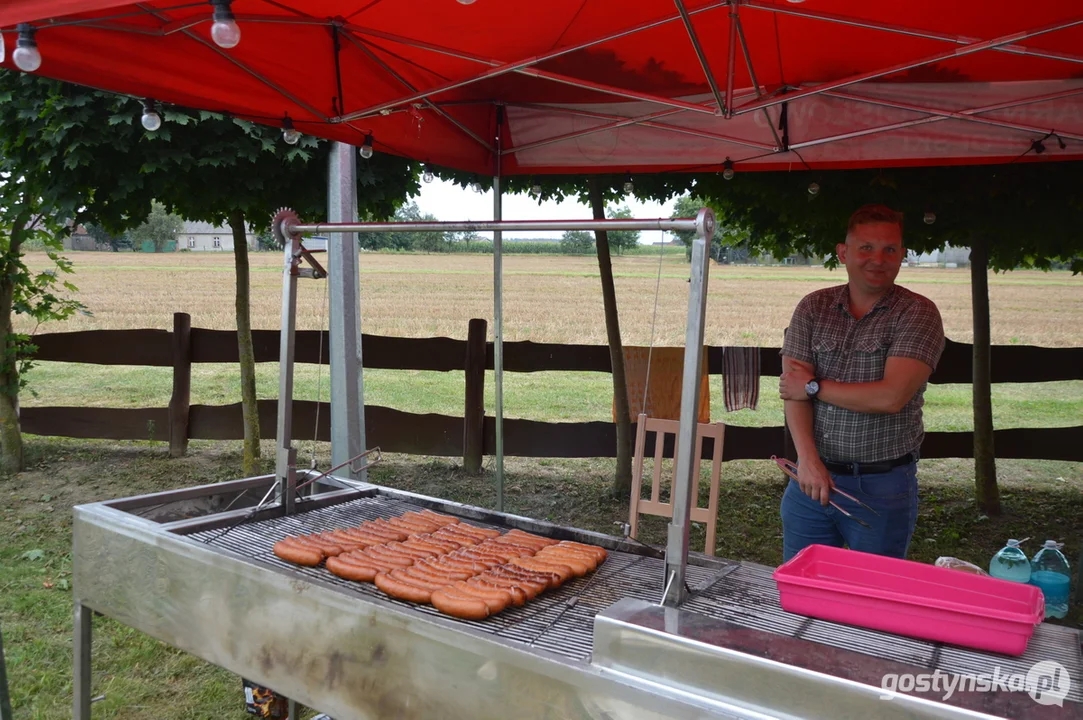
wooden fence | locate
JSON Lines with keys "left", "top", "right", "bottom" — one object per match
{"left": 23, "top": 312, "right": 1083, "bottom": 463}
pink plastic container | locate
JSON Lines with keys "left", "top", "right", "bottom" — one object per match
{"left": 773, "top": 545, "right": 1045, "bottom": 656}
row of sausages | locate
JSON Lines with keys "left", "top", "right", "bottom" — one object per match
{"left": 271, "top": 509, "right": 607, "bottom": 620}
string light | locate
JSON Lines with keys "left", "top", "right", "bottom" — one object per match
{"left": 1031, "top": 139, "right": 1046, "bottom": 155}
{"left": 722, "top": 158, "right": 735, "bottom": 180}
{"left": 423, "top": 164, "right": 435, "bottom": 183}
{"left": 623, "top": 172, "right": 634, "bottom": 194}
{"left": 281, "top": 115, "right": 300, "bottom": 145}
{"left": 530, "top": 178, "right": 542, "bottom": 197}
{"left": 469, "top": 176, "right": 483, "bottom": 193}
{"left": 210, "top": 0, "right": 241, "bottom": 49}
{"left": 359, "top": 133, "right": 374, "bottom": 159}
{"left": 141, "top": 99, "right": 162, "bottom": 132}
{"left": 924, "top": 212, "right": 936, "bottom": 225}
{"left": 807, "top": 182, "right": 820, "bottom": 196}
{"left": 13, "top": 25, "right": 41, "bottom": 73}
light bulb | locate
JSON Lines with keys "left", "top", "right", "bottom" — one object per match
{"left": 924, "top": 212, "right": 936, "bottom": 225}
{"left": 141, "top": 110, "right": 162, "bottom": 132}
{"left": 623, "top": 173, "right": 634, "bottom": 194}
{"left": 283, "top": 128, "right": 301, "bottom": 145}
{"left": 360, "top": 133, "right": 374, "bottom": 159}
{"left": 808, "top": 182, "right": 820, "bottom": 196}
{"left": 423, "top": 164, "right": 434, "bottom": 183}
{"left": 13, "top": 25, "right": 41, "bottom": 72}
{"left": 531, "top": 183, "right": 542, "bottom": 197}
{"left": 722, "top": 159, "right": 735, "bottom": 180}
{"left": 470, "top": 181, "right": 483, "bottom": 194}
{"left": 210, "top": 1, "right": 241, "bottom": 49}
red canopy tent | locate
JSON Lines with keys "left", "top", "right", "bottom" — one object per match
{"left": 2, "top": 1, "right": 1081, "bottom": 175}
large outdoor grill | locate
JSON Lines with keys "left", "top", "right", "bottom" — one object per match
{"left": 73, "top": 474, "right": 1082, "bottom": 720}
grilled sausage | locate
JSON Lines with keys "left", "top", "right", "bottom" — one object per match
{"left": 374, "top": 571, "right": 432, "bottom": 604}
{"left": 508, "top": 557, "right": 572, "bottom": 585}
{"left": 556, "top": 540, "right": 608, "bottom": 563}
{"left": 450, "top": 581, "right": 510, "bottom": 613}
{"left": 506, "top": 529, "right": 560, "bottom": 547}
{"left": 272, "top": 538, "right": 323, "bottom": 566}
{"left": 430, "top": 588, "right": 490, "bottom": 620}
{"left": 325, "top": 555, "right": 379, "bottom": 581}
{"left": 418, "top": 509, "right": 461, "bottom": 526}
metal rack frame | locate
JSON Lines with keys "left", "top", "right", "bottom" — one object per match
{"left": 272, "top": 207, "right": 717, "bottom": 609}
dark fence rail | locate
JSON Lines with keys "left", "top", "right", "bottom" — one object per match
{"left": 24, "top": 314, "right": 1083, "bottom": 463}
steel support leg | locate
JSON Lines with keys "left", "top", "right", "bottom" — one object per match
{"left": 328, "top": 142, "right": 367, "bottom": 482}
{"left": 73, "top": 603, "right": 92, "bottom": 720}
{"left": 662, "top": 208, "right": 715, "bottom": 607}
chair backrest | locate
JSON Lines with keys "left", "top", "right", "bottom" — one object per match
{"left": 629, "top": 413, "right": 725, "bottom": 555}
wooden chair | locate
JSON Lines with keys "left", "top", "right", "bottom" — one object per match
{"left": 629, "top": 413, "right": 725, "bottom": 555}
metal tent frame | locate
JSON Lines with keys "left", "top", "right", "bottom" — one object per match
{"left": 272, "top": 204, "right": 717, "bottom": 608}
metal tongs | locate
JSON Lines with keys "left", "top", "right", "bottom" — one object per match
{"left": 771, "top": 456, "right": 877, "bottom": 529}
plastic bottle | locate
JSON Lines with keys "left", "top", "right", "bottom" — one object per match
{"left": 1030, "top": 540, "right": 1071, "bottom": 620}
{"left": 989, "top": 539, "right": 1032, "bottom": 583}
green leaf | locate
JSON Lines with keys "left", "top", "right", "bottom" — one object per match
{"left": 20, "top": 549, "right": 45, "bottom": 561}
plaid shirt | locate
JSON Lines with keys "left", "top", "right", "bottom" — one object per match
{"left": 781, "top": 284, "right": 945, "bottom": 463}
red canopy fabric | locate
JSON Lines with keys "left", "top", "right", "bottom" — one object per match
{"left": 3, "top": 1, "right": 1082, "bottom": 175}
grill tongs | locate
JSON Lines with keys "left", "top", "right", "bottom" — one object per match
{"left": 771, "top": 455, "right": 878, "bottom": 529}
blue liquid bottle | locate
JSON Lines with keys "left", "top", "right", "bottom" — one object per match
{"left": 1030, "top": 540, "right": 1071, "bottom": 620}
{"left": 989, "top": 539, "right": 1032, "bottom": 583}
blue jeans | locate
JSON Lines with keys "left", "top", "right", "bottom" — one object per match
{"left": 780, "top": 461, "right": 919, "bottom": 563}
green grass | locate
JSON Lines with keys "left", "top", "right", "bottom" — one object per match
{"left": 3, "top": 438, "right": 1080, "bottom": 719}
{"left": 24, "top": 362, "right": 1083, "bottom": 431}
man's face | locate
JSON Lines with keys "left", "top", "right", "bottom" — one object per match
{"left": 836, "top": 221, "right": 903, "bottom": 294}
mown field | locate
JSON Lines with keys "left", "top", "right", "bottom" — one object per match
{"left": 3, "top": 251, "right": 1081, "bottom": 719}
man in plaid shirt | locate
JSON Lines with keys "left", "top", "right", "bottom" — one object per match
{"left": 778, "top": 204, "right": 944, "bottom": 562}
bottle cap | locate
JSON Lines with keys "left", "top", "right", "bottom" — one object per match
{"left": 1007, "top": 539, "right": 1021, "bottom": 547}
{"left": 1043, "top": 540, "right": 1064, "bottom": 549}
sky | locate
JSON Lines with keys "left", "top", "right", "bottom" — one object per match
{"left": 408, "top": 177, "right": 680, "bottom": 242}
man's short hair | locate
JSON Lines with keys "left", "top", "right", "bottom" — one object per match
{"left": 847, "top": 204, "right": 903, "bottom": 235}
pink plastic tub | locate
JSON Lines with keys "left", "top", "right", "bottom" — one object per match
{"left": 773, "top": 545, "right": 1045, "bottom": 656}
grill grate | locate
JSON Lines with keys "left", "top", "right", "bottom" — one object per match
{"left": 687, "top": 562, "right": 1083, "bottom": 703}
{"left": 186, "top": 495, "right": 722, "bottom": 662}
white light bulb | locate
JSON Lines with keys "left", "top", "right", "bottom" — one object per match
{"left": 141, "top": 111, "right": 162, "bottom": 132}
{"left": 211, "top": 19, "right": 241, "bottom": 49}
{"left": 360, "top": 145, "right": 374, "bottom": 159}
{"left": 808, "top": 182, "right": 820, "bottom": 196}
{"left": 423, "top": 169, "right": 434, "bottom": 183}
{"left": 924, "top": 212, "right": 936, "bottom": 225}
{"left": 470, "top": 182, "right": 483, "bottom": 194}
{"left": 13, "top": 45, "right": 41, "bottom": 72}
{"left": 531, "top": 183, "right": 542, "bottom": 197}
{"left": 283, "top": 128, "right": 301, "bottom": 145}
{"left": 722, "top": 168, "right": 735, "bottom": 181}
{"left": 623, "top": 181, "right": 634, "bottom": 193}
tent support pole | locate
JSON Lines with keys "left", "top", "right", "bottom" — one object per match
{"left": 661, "top": 208, "right": 715, "bottom": 608}
{"left": 328, "top": 142, "right": 367, "bottom": 482}
{"left": 494, "top": 108, "right": 505, "bottom": 512}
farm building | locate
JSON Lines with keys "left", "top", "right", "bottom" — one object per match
{"left": 178, "top": 220, "right": 257, "bottom": 252}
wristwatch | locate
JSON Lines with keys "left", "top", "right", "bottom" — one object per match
{"left": 804, "top": 377, "right": 822, "bottom": 399}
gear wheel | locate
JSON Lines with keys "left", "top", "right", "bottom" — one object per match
{"left": 271, "top": 207, "right": 301, "bottom": 248}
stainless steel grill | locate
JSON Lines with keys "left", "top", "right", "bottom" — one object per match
{"left": 187, "top": 493, "right": 727, "bottom": 662}
{"left": 74, "top": 479, "right": 1082, "bottom": 720}
{"left": 187, "top": 492, "right": 1081, "bottom": 706}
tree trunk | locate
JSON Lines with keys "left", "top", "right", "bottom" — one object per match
{"left": 589, "top": 179, "right": 632, "bottom": 497}
{"left": 231, "top": 210, "right": 260, "bottom": 476}
{"left": 970, "top": 235, "right": 1000, "bottom": 515}
{"left": 0, "top": 222, "right": 27, "bottom": 474}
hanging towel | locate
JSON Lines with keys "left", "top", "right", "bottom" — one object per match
{"left": 614, "top": 346, "right": 710, "bottom": 423}
{"left": 723, "top": 346, "right": 760, "bottom": 412}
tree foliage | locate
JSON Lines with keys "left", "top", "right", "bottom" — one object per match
{"left": 560, "top": 230, "right": 594, "bottom": 254}
{"left": 128, "top": 202, "right": 183, "bottom": 252}
{"left": 605, "top": 206, "right": 640, "bottom": 254}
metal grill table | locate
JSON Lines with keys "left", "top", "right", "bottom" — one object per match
{"left": 73, "top": 477, "right": 1082, "bottom": 720}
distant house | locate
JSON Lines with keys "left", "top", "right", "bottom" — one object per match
{"left": 908, "top": 245, "right": 971, "bottom": 267}
{"left": 63, "top": 225, "right": 104, "bottom": 251}
{"left": 178, "top": 220, "right": 256, "bottom": 252}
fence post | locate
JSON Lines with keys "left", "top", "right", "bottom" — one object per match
{"left": 463, "top": 318, "right": 487, "bottom": 474}
{"left": 169, "top": 312, "right": 192, "bottom": 457}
